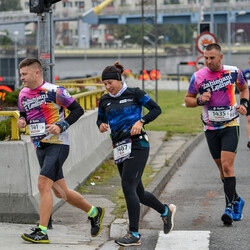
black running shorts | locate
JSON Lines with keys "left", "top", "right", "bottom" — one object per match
{"left": 205, "top": 126, "right": 239, "bottom": 159}
{"left": 36, "top": 143, "right": 69, "bottom": 181}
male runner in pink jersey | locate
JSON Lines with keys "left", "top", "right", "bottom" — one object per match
{"left": 185, "top": 43, "right": 249, "bottom": 225}
{"left": 17, "top": 57, "right": 104, "bottom": 243}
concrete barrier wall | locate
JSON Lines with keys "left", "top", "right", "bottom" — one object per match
{"left": 0, "top": 109, "right": 112, "bottom": 223}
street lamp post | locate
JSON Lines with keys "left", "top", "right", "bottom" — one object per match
{"left": 118, "top": 35, "right": 131, "bottom": 62}
{"left": 0, "top": 31, "right": 7, "bottom": 79}
{"left": 143, "top": 35, "right": 164, "bottom": 46}
{"left": 231, "top": 28, "right": 244, "bottom": 44}
{"left": 227, "top": 10, "right": 231, "bottom": 65}
{"left": 14, "top": 31, "right": 19, "bottom": 90}
{"left": 142, "top": 35, "right": 164, "bottom": 104}
{"left": 81, "top": 35, "right": 87, "bottom": 65}
{"left": 227, "top": 10, "right": 246, "bottom": 65}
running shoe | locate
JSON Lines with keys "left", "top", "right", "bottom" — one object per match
{"left": 247, "top": 141, "right": 250, "bottom": 149}
{"left": 221, "top": 208, "right": 233, "bottom": 225}
{"left": 115, "top": 232, "right": 141, "bottom": 246}
{"left": 161, "top": 204, "right": 176, "bottom": 234}
{"left": 21, "top": 227, "right": 50, "bottom": 243}
{"left": 88, "top": 206, "right": 105, "bottom": 237}
{"left": 233, "top": 197, "right": 245, "bottom": 221}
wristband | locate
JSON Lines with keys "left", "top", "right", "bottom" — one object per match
{"left": 18, "top": 117, "right": 26, "bottom": 122}
{"left": 54, "top": 120, "right": 69, "bottom": 132}
{"left": 140, "top": 118, "right": 145, "bottom": 124}
{"left": 240, "top": 98, "right": 249, "bottom": 109}
{"left": 197, "top": 95, "right": 207, "bottom": 106}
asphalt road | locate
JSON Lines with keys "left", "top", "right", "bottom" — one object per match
{"left": 141, "top": 114, "right": 250, "bottom": 250}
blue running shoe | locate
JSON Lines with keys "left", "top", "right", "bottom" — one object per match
{"left": 233, "top": 197, "right": 245, "bottom": 221}
{"left": 221, "top": 208, "right": 233, "bottom": 225}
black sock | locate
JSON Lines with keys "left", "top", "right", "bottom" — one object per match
{"left": 224, "top": 177, "right": 236, "bottom": 208}
{"left": 221, "top": 178, "right": 238, "bottom": 201}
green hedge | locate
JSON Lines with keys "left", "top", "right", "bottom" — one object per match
{"left": 0, "top": 118, "right": 11, "bottom": 141}
{"left": 4, "top": 90, "right": 20, "bottom": 106}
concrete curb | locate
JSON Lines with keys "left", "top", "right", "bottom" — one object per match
{"left": 110, "top": 132, "right": 204, "bottom": 237}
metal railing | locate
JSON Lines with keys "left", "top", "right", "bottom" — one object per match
{"left": 0, "top": 111, "right": 20, "bottom": 140}
{"left": 56, "top": 76, "right": 103, "bottom": 92}
{"left": 0, "top": 88, "right": 106, "bottom": 141}
{"left": 65, "top": 88, "right": 106, "bottom": 116}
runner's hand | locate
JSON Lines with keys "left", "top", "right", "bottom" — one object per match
{"left": 202, "top": 89, "right": 211, "bottom": 103}
{"left": 131, "top": 120, "right": 143, "bottom": 136}
{"left": 99, "top": 123, "right": 109, "bottom": 133}
{"left": 46, "top": 124, "right": 61, "bottom": 135}
{"left": 237, "top": 105, "right": 247, "bottom": 115}
{"left": 17, "top": 118, "right": 27, "bottom": 129}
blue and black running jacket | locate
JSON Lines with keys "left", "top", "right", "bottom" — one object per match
{"left": 96, "top": 87, "right": 161, "bottom": 144}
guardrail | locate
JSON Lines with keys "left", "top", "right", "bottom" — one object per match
{"left": 0, "top": 111, "right": 20, "bottom": 140}
{"left": 56, "top": 76, "right": 103, "bottom": 92}
{"left": 0, "top": 88, "right": 106, "bottom": 141}
{"left": 65, "top": 88, "right": 106, "bottom": 115}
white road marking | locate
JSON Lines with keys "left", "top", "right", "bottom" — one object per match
{"left": 155, "top": 231, "right": 210, "bottom": 250}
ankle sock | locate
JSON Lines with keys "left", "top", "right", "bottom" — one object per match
{"left": 161, "top": 205, "right": 168, "bottom": 217}
{"left": 39, "top": 225, "right": 47, "bottom": 235}
{"left": 131, "top": 231, "right": 140, "bottom": 238}
{"left": 87, "top": 206, "right": 98, "bottom": 218}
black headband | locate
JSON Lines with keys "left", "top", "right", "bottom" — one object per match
{"left": 102, "top": 72, "right": 122, "bottom": 81}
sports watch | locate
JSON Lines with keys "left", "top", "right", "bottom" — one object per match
{"left": 140, "top": 118, "right": 145, "bottom": 124}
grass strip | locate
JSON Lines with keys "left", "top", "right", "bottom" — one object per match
{"left": 78, "top": 90, "right": 203, "bottom": 218}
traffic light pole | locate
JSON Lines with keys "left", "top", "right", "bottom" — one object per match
{"left": 37, "top": 11, "right": 55, "bottom": 84}
{"left": 177, "top": 62, "right": 195, "bottom": 92}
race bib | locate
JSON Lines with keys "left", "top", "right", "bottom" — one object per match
{"left": 208, "top": 106, "right": 231, "bottom": 122}
{"left": 28, "top": 119, "right": 47, "bottom": 141}
{"left": 113, "top": 139, "right": 132, "bottom": 165}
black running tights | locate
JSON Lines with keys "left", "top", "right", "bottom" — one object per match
{"left": 117, "top": 146, "right": 166, "bottom": 232}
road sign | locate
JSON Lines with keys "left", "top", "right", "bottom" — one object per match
{"left": 196, "top": 32, "right": 217, "bottom": 54}
{"left": 195, "top": 55, "right": 205, "bottom": 71}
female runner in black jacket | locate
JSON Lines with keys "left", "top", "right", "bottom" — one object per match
{"left": 97, "top": 61, "right": 176, "bottom": 247}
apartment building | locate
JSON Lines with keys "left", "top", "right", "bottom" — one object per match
{"left": 18, "top": 0, "right": 249, "bottom": 47}
{"left": 17, "top": 0, "right": 197, "bottom": 47}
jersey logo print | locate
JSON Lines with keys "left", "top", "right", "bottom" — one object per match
{"left": 119, "top": 98, "right": 133, "bottom": 104}
{"left": 201, "top": 72, "right": 234, "bottom": 93}
{"left": 22, "top": 90, "right": 48, "bottom": 112}
{"left": 63, "top": 89, "right": 71, "bottom": 98}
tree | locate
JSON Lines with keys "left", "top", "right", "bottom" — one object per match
{"left": 157, "top": 24, "right": 193, "bottom": 44}
{"left": 106, "top": 24, "right": 154, "bottom": 45}
{"left": 106, "top": 23, "right": 194, "bottom": 46}
{"left": 0, "top": 30, "right": 12, "bottom": 46}
{"left": 164, "top": 0, "right": 180, "bottom": 4}
{"left": 0, "top": 0, "right": 22, "bottom": 11}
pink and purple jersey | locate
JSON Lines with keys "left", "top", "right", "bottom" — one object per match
{"left": 188, "top": 65, "right": 246, "bottom": 130}
{"left": 18, "top": 81, "right": 75, "bottom": 145}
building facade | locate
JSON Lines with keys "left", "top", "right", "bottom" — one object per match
{"left": 15, "top": 0, "right": 250, "bottom": 48}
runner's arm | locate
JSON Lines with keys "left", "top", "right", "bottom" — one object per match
{"left": 239, "top": 82, "right": 249, "bottom": 101}
{"left": 142, "top": 99, "right": 161, "bottom": 125}
{"left": 96, "top": 100, "right": 108, "bottom": 128}
{"left": 185, "top": 92, "right": 198, "bottom": 107}
{"left": 19, "top": 111, "right": 27, "bottom": 121}
{"left": 52, "top": 101, "right": 84, "bottom": 133}
{"left": 237, "top": 83, "right": 249, "bottom": 115}
{"left": 17, "top": 112, "right": 27, "bottom": 129}
{"left": 65, "top": 100, "right": 84, "bottom": 125}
